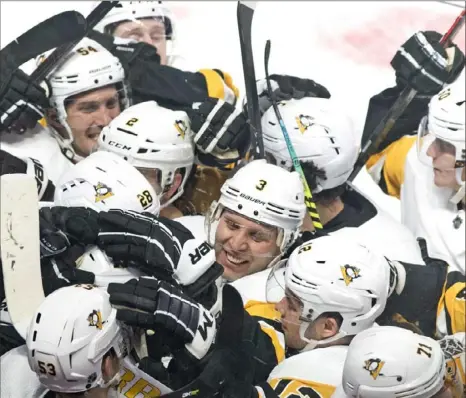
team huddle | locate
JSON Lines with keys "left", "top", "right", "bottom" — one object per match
{"left": 0, "top": 2, "right": 465, "bottom": 397}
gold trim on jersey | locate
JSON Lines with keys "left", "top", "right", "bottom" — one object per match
{"left": 268, "top": 377, "right": 335, "bottom": 398}
{"left": 245, "top": 300, "right": 285, "bottom": 363}
{"left": 366, "top": 135, "right": 416, "bottom": 199}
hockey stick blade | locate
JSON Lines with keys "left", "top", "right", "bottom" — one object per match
{"left": 0, "top": 11, "right": 86, "bottom": 75}
{"left": 31, "top": 1, "right": 119, "bottom": 84}
{"left": 264, "top": 40, "right": 323, "bottom": 230}
{"left": 237, "top": 1, "right": 265, "bottom": 159}
{"left": 1, "top": 174, "right": 44, "bottom": 339}
{"left": 348, "top": 8, "right": 466, "bottom": 182}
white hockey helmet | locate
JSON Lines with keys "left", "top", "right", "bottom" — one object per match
{"left": 207, "top": 159, "right": 306, "bottom": 254}
{"left": 417, "top": 75, "right": 466, "bottom": 203}
{"left": 43, "top": 37, "right": 130, "bottom": 162}
{"left": 261, "top": 97, "right": 359, "bottom": 193}
{"left": 341, "top": 326, "right": 446, "bottom": 398}
{"left": 93, "top": 1, "right": 177, "bottom": 65}
{"left": 269, "top": 235, "right": 391, "bottom": 350}
{"left": 97, "top": 101, "right": 194, "bottom": 207}
{"left": 76, "top": 247, "right": 143, "bottom": 287}
{"left": 55, "top": 150, "right": 160, "bottom": 214}
{"left": 26, "top": 285, "right": 131, "bottom": 394}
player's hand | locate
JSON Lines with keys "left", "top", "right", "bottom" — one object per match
{"left": 253, "top": 74, "right": 331, "bottom": 115}
{"left": 96, "top": 209, "right": 223, "bottom": 289}
{"left": 188, "top": 98, "right": 251, "bottom": 169}
{"left": 0, "top": 52, "right": 49, "bottom": 133}
{"left": 108, "top": 278, "right": 216, "bottom": 360}
{"left": 40, "top": 244, "right": 95, "bottom": 296}
{"left": 88, "top": 29, "right": 161, "bottom": 72}
{"left": 39, "top": 206, "right": 100, "bottom": 246}
{"left": 391, "top": 30, "right": 465, "bottom": 95}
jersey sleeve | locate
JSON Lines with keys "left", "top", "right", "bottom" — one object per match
{"left": 244, "top": 300, "right": 286, "bottom": 365}
{"left": 437, "top": 270, "right": 466, "bottom": 337}
{"left": 361, "top": 83, "right": 430, "bottom": 199}
{"left": 365, "top": 135, "right": 416, "bottom": 199}
{"left": 254, "top": 378, "right": 336, "bottom": 398}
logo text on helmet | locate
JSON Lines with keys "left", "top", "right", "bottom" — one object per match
{"left": 239, "top": 193, "right": 265, "bottom": 205}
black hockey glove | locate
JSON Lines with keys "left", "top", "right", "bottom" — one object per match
{"left": 0, "top": 51, "right": 49, "bottom": 134}
{"left": 40, "top": 244, "right": 95, "bottom": 296}
{"left": 0, "top": 150, "right": 55, "bottom": 201}
{"left": 87, "top": 29, "right": 161, "bottom": 72}
{"left": 254, "top": 74, "right": 331, "bottom": 116}
{"left": 97, "top": 209, "right": 223, "bottom": 289}
{"left": 391, "top": 30, "right": 465, "bottom": 96}
{"left": 39, "top": 206, "right": 100, "bottom": 246}
{"left": 188, "top": 98, "right": 251, "bottom": 170}
{"left": 161, "top": 285, "right": 262, "bottom": 398}
{"left": 108, "top": 278, "right": 216, "bottom": 360}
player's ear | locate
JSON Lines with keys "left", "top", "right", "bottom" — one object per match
{"left": 320, "top": 315, "right": 340, "bottom": 339}
{"left": 163, "top": 172, "right": 183, "bottom": 201}
{"left": 101, "top": 349, "right": 119, "bottom": 382}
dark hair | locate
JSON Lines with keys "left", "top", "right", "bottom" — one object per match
{"left": 301, "top": 161, "right": 346, "bottom": 205}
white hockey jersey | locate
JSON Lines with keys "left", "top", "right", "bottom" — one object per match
{"left": 1, "top": 124, "right": 73, "bottom": 184}
{"left": 0, "top": 345, "right": 172, "bottom": 398}
{"left": 402, "top": 145, "right": 465, "bottom": 274}
{"left": 256, "top": 346, "right": 348, "bottom": 398}
{"left": 334, "top": 184, "right": 424, "bottom": 264}
{"left": 175, "top": 214, "right": 207, "bottom": 241}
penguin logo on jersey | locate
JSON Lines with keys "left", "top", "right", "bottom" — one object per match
{"left": 88, "top": 310, "right": 104, "bottom": 330}
{"left": 364, "top": 358, "right": 385, "bottom": 380}
{"left": 175, "top": 120, "right": 188, "bottom": 140}
{"left": 295, "top": 115, "right": 315, "bottom": 134}
{"left": 340, "top": 265, "right": 361, "bottom": 286}
{"left": 94, "top": 182, "right": 114, "bottom": 202}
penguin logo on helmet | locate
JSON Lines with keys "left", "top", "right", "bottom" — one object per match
{"left": 174, "top": 119, "right": 188, "bottom": 140}
{"left": 87, "top": 310, "right": 105, "bottom": 330}
{"left": 94, "top": 182, "right": 114, "bottom": 202}
{"left": 295, "top": 115, "right": 315, "bottom": 134}
{"left": 364, "top": 358, "right": 385, "bottom": 380}
{"left": 339, "top": 265, "right": 361, "bottom": 286}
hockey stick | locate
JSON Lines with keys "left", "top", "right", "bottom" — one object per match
{"left": 0, "top": 11, "right": 86, "bottom": 75}
{"left": 237, "top": 1, "right": 265, "bottom": 160}
{"left": 264, "top": 40, "right": 323, "bottom": 231}
{"left": 31, "top": 1, "right": 119, "bottom": 83}
{"left": 348, "top": 8, "right": 466, "bottom": 182}
{"left": 1, "top": 174, "right": 44, "bottom": 339}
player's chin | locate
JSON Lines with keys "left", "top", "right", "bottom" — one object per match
{"left": 217, "top": 249, "right": 250, "bottom": 281}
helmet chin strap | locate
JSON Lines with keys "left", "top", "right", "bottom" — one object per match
{"left": 450, "top": 169, "right": 465, "bottom": 204}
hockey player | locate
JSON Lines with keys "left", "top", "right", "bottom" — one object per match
{"left": 366, "top": 77, "right": 465, "bottom": 276}
{"left": 361, "top": 30, "right": 465, "bottom": 276}
{"left": 260, "top": 95, "right": 424, "bottom": 264}
{"left": 333, "top": 326, "right": 464, "bottom": 398}
{"left": 94, "top": 0, "right": 183, "bottom": 68}
{"left": 92, "top": 0, "right": 239, "bottom": 104}
{"left": 21, "top": 282, "right": 216, "bottom": 397}
{"left": 2, "top": 37, "right": 131, "bottom": 183}
{"left": 184, "top": 158, "right": 307, "bottom": 281}
{"left": 96, "top": 100, "right": 196, "bottom": 219}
